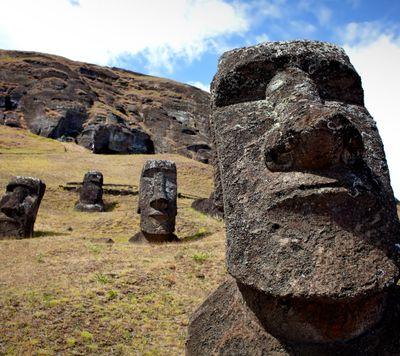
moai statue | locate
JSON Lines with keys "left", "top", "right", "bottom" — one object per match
{"left": 0, "top": 176, "right": 46, "bottom": 239}
{"left": 191, "top": 154, "right": 224, "bottom": 219}
{"left": 75, "top": 171, "right": 105, "bottom": 212}
{"left": 186, "top": 41, "right": 400, "bottom": 354}
{"left": 191, "top": 116, "right": 224, "bottom": 218}
{"left": 130, "top": 160, "right": 179, "bottom": 243}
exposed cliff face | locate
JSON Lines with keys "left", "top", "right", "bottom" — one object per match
{"left": 0, "top": 50, "right": 211, "bottom": 163}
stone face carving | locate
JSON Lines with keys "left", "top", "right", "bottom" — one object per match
{"left": 0, "top": 176, "right": 46, "bottom": 238}
{"left": 130, "top": 160, "right": 179, "bottom": 243}
{"left": 186, "top": 40, "right": 400, "bottom": 354}
{"left": 75, "top": 171, "right": 105, "bottom": 212}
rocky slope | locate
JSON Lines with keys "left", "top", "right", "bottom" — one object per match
{"left": 0, "top": 50, "right": 211, "bottom": 162}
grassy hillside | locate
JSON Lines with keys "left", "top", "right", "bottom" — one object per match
{"left": 0, "top": 126, "right": 226, "bottom": 355}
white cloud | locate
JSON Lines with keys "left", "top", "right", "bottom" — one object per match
{"left": 317, "top": 6, "right": 332, "bottom": 26}
{"left": 290, "top": 20, "right": 316, "bottom": 35}
{"left": 344, "top": 34, "right": 400, "bottom": 197}
{"left": 297, "top": 1, "right": 331, "bottom": 26}
{"left": 346, "top": 0, "right": 361, "bottom": 8}
{"left": 0, "top": 0, "right": 248, "bottom": 73}
{"left": 257, "top": 1, "right": 283, "bottom": 18}
{"left": 255, "top": 33, "right": 270, "bottom": 43}
{"left": 339, "top": 21, "right": 399, "bottom": 46}
{"left": 240, "top": 0, "right": 284, "bottom": 19}
{"left": 188, "top": 81, "right": 210, "bottom": 92}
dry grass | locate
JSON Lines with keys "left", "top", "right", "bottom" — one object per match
{"left": 0, "top": 126, "right": 226, "bottom": 355}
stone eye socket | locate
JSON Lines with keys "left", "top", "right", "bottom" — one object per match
{"left": 142, "top": 168, "right": 157, "bottom": 178}
{"left": 7, "top": 185, "right": 34, "bottom": 196}
{"left": 142, "top": 168, "right": 175, "bottom": 181}
{"left": 309, "top": 61, "right": 364, "bottom": 106}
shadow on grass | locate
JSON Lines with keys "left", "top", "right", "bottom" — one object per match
{"left": 182, "top": 228, "right": 211, "bottom": 242}
{"left": 104, "top": 201, "right": 118, "bottom": 212}
{"left": 34, "top": 230, "right": 66, "bottom": 238}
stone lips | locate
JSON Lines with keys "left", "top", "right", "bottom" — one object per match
{"left": 0, "top": 176, "right": 46, "bottom": 238}
{"left": 0, "top": 49, "right": 211, "bottom": 163}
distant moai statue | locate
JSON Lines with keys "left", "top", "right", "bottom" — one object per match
{"left": 191, "top": 161, "right": 224, "bottom": 218}
{"left": 186, "top": 41, "right": 400, "bottom": 354}
{"left": 130, "top": 160, "right": 179, "bottom": 243}
{"left": 0, "top": 176, "right": 46, "bottom": 238}
{"left": 75, "top": 171, "right": 105, "bottom": 212}
{"left": 191, "top": 116, "right": 224, "bottom": 218}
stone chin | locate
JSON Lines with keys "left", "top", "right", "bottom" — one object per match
{"left": 140, "top": 215, "right": 175, "bottom": 235}
{"left": 238, "top": 281, "right": 389, "bottom": 344}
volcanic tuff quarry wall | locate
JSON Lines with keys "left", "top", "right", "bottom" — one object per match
{"left": 0, "top": 50, "right": 211, "bottom": 163}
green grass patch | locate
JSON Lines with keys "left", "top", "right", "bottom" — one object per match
{"left": 94, "top": 273, "right": 110, "bottom": 284}
{"left": 192, "top": 252, "right": 210, "bottom": 263}
{"left": 107, "top": 290, "right": 118, "bottom": 300}
{"left": 80, "top": 330, "right": 94, "bottom": 342}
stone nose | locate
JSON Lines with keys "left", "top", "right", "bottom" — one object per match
{"left": 150, "top": 197, "right": 168, "bottom": 211}
{"left": 1, "top": 203, "right": 21, "bottom": 217}
{"left": 0, "top": 188, "right": 28, "bottom": 217}
{"left": 264, "top": 113, "right": 364, "bottom": 172}
{"left": 150, "top": 172, "right": 168, "bottom": 210}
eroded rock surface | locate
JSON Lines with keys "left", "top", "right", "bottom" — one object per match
{"left": 75, "top": 171, "right": 105, "bottom": 212}
{"left": 191, "top": 112, "right": 224, "bottom": 217}
{"left": 187, "top": 40, "right": 400, "bottom": 354}
{"left": 130, "top": 160, "right": 179, "bottom": 243}
{"left": 0, "top": 176, "right": 46, "bottom": 238}
{"left": 0, "top": 50, "right": 211, "bottom": 162}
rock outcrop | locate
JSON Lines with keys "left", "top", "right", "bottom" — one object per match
{"left": 186, "top": 40, "right": 400, "bottom": 354}
{"left": 130, "top": 160, "right": 179, "bottom": 243}
{"left": 0, "top": 49, "right": 211, "bottom": 163}
{"left": 75, "top": 171, "right": 105, "bottom": 212}
{"left": 0, "top": 176, "right": 46, "bottom": 238}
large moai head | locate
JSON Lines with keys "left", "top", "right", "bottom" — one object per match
{"left": 136, "top": 160, "right": 177, "bottom": 242}
{"left": 210, "top": 40, "right": 400, "bottom": 343}
{"left": 75, "top": 171, "right": 105, "bottom": 212}
{"left": 0, "top": 176, "right": 46, "bottom": 238}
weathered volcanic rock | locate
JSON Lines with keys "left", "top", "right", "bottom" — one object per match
{"left": 75, "top": 171, "right": 105, "bottom": 212}
{"left": 0, "top": 49, "right": 211, "bottom": 162}
{"left": 191, "top": 112, "right": 224, "bottom": 217}
{"left": 0, "top": 176, "right": 46, "bottom": 238}
{"left": 191, "top": 191, "right": 223, "bottom": 219}
{"left": 130, "top": 160, "right": 179, "bottom": 243}
{"left": 187, "top": 278, "right": 400, "bottom": 355}
{"left": 187, "top": 40, "right": 400, "bottom": 354}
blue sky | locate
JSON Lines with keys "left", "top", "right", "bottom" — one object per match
{"left": 1, "top": 0, "right": 399, "bottom": 196}
{"left": 106, "top": 0, "right": 400, "bottom": 88}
